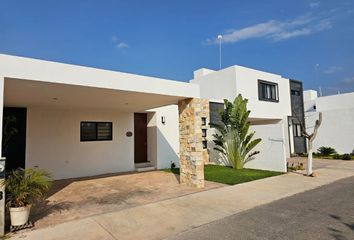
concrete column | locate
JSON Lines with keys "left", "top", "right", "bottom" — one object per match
{"left": 0, "top": 77, "right": 5, "bottom": 236}
{"left": 178, "top": 98, "right": 209, "bottom": 188}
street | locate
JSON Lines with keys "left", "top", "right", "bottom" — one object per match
{"left": 169, "top": 176, "right": 354, "bottom": 240}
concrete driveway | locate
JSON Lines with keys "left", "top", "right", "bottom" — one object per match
{"left": 288, "top": 157, "right": 346, "bottom": 170}
{"left": 29, "top": 171, "right": 224, "bottom": 229}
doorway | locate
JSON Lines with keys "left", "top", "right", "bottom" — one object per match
{"left": 2, "top": 107, "right": 27, "bottom": 172}
{"left": 134, "top": 113, "right": 148, "bottom": 163}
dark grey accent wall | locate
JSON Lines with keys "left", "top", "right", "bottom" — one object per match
{"left": 209, "top": 102, "right": 224, "bottom": 126}
{"left": 289, "top": 80, "right": 307, "bottom": 154}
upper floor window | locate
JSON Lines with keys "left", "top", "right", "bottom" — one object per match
{"left": 258, "top": 80, "right": 279, "bottom": 102}
{"left": 291, "top": 90, "right": 301, "bottom": 96}
{"left": 81, "top": 122, "right": 113, "bottom": 141}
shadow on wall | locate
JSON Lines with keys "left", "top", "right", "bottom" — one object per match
{"left": 146, "top": 121, "right": 179, "bottom": 170}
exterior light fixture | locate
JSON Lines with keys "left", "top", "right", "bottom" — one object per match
{"left": 161, "top": 116, "right": 166, "bottom": 124}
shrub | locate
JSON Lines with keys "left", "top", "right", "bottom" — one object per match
{"left": 317, "top": 146, "right": 337, "bottom": 156}
{"left": 170, "top": 162, "right": 176, "bottom": 169}
{"left": 351, "top": 149, "right": 354, "bottom": 156}
{"left": 341, "top": 154, "right": 352, "bottom": 160}
{"left": 332, "top": 154, "right": 342, "bottom": 160}
{"left": 3, "top": 168, "right": 52, "bottom": 208}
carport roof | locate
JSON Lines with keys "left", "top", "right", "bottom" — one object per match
{"left": 0, "top": 54, "right": 200, "bottom": 111}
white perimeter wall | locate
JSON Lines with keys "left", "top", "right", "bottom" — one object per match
{"left": 26, "top": 108, "right": 134, "bottom": 180}
{"left": 208, "top": 121, "right": 287, "bottom": 172}
{"left": 246, "top": 121, "right": 287, "bottom": 172}
{"left": 305, "top": 109, "right": 354, "bottom": 154}
{"left": 148, "top": 105, "right": 180, "bottom": 169}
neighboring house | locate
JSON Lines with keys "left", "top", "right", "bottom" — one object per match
{"left": 303, "top": 90, "right": 354, "bottom": 154}
{"left": 0, "top": 54, "right": 305, "bottom": 181}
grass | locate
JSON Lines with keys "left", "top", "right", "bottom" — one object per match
{"left": 162, "top": 165, "right": 283, "bottom": 185}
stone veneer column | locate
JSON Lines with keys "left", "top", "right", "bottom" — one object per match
{"left": 178, "top": 98, "right": 209, "bottom": 188}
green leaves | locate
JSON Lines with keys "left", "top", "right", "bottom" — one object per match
{"left": 2, "top": 168, "right": 52, "bottom": 208}
{"left": 212, "top": 94, "right": 262, "bottom": 169}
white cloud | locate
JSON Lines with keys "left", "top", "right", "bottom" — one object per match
{"left": 309, "top": 2, "right": 320, "bottom": 9}
{"left": 116, "top": 42, "right": 129, "bottom": 49}
{"left": 207, "top": 14, "right": 332, "bottom": 44}
{"left": 323, "top": 66, "right": 343, "bottom": 74}
{"left": 112, "top": 36, "right": 129, "bottom": 49}
{"left": 342, "top": 76, "right": 354, "bottom": 84}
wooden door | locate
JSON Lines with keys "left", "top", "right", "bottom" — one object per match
{"left": 134, "top": 113, "right": 147, "bottom": 163}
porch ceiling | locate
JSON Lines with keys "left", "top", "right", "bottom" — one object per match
{"left": 4, "top": 78, "right": 185, "bottom": 112}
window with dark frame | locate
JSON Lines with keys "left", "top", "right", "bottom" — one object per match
{"left": 202, "top": 129, "right": 207, "bottom": 137}
{"left": 291, "top": 90, "right": 301, "bottom": 96}
{"left": 81, "top": 122, "right": 112, "bottom": 141}
{"left": 293, "top": 124, "right": 302, "bottom": 137}
{"left": 202, "top": 140, "right": 208, "bottom": 149}
{"left": 258, "top": 80, "right": 279, "bottom": 102}
{"left": 201, "top": 117, "right": 207, "bottom": 126}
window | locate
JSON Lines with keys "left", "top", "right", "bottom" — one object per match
{"left": 201, "top": 117, "right": 207, "bottom": 126}
{"left": 209, "top": 102, "right": 224, "bottom": 125}
{"left": 202, "top": 129, "right": 207, "bottom": 137}
{"left": 80, "top": 122, "right": 112, "bottom": 141}
{"left": 293, "top": 124, "right": 302, "bottom": 137}
{"left": 291, "top": 90, "right": 301, "bottom": 96}
{"left": 202, "top": 140, "right": 208, "bottom": 149}
{"left": 258, "top": 80, "right": 279, "bottom": 102}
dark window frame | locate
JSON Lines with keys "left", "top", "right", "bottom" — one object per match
{"left": 202, "top": 140, "right": 208, "bottom": 149}
{"left": 202, "top": 129, "right": 207, "bottom": 137}
{"left": 201, "top": 117, "right": 207, "bottom": 126}
{"left": 293, "top": 123, "right": 302, "bottom": 137}
{"left": 291, "top": 89, "right": 301, "bottom": 96}
{"left": 258, "top": 80, "right": 279, "bottom": 102}
{"left": 80, "top": 121, "right": 113, "bottom": 142}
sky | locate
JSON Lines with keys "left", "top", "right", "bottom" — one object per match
{"left": 0, "top": 0, "right": 354, "bottom": 95}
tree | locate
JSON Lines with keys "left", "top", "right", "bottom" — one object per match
{"left": 211, "top": 94, "right": 262, "bottom": 169}
{"left": 295, "top": 112, "right": 322, "bottom": 176}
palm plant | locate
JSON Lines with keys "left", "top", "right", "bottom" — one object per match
{"left": 3, "top": 168, "right": 52, "bottom": 208}
{"left": 211, "top": 94, "right": 261, "bottom": 169}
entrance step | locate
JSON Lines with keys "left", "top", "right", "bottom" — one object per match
{"left": 135, "top": 162, "right": 155, "bottom": 172}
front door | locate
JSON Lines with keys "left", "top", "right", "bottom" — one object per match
{"left": 134, "top": 113, "right": 147, "bottom": 163}
{"left": 2, "top": 107, "right": 27, "bottom": 172}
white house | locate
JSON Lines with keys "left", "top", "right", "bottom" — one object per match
{"left": 0, "top": 54, "right": 306, "bottom": 183}
{"left": 303, "top": 90, "right": 354, "bottom": 154}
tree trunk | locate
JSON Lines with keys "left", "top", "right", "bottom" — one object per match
{"left": 307, "top": 139, "right": 313, "bottom": 175}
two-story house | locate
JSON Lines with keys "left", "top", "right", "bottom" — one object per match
{"left": 1, "top": 54, "right": 306, "bottom": 182}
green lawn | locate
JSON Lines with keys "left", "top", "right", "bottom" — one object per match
{"left": 162, "top": 165, "right": 283, "bottom": 185}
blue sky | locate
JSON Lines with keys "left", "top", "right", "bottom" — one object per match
{"left": 1, "top": 0, "right": 353, "bottom": 95}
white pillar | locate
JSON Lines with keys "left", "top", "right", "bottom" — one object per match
{"left": 0, "top": 77, "right": 5, "bottom": 236}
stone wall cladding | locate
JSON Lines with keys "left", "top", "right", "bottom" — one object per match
{"left": 178, "top": 98, "right": 209, "bottom": 188}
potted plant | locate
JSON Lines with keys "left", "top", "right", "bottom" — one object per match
{"left": 2, "top": 168, "right": 52, "bottom": 227}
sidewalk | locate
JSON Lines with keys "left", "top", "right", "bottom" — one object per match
{"left": 11, "top": 160, "right": 354, "bottom": 240}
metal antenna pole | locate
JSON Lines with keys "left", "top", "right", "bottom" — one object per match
{"left": 218, "top": 35, "right": 222, "bottom": 70}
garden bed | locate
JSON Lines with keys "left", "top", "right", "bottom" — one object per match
{"left": 162, "top": 165, "right": 283, "bottom": 185}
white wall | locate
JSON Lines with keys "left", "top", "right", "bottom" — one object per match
{"left": 147, "top": 105, "right": 180, "bottom": 169}
{"left": 246, "top": 121, "right": 287, "bottom": 172}
{"left": 304, "top": 91, "right": 354, "bottom": 154}
{"left": 234, "top": 66, "right": 291, "bottom": 119}
{"left": 316, "top": 92, "right": 354, "bottom": 111}
{"left": 26, "top": 107, "right": 134, "bottom": 180}
{"left": 190, "top": 66, "right": 237, "bottom": 102}
{"left": 191, "top": 66, "right": 291, "bottom": 120}
{"left": 305, "top": 109, "right": 354, "bottom": 154}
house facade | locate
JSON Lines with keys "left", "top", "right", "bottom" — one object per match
{"left": 303, "top": 90, "right": 354, "bottom": 154}
{"left": 1, "top": 54, "right": 306, "bottom": 183}
{"left": 187, "top": 66, "right": 306, "bottom": 171}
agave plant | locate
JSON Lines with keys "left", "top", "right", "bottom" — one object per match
{"left": 212, "top": 94, "right": 261, "bottom": 169}
{"left": 3, "top": 168, "right": 52, "bottom": 208}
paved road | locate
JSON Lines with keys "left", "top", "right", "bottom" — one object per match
{"left": 169, "top": 176, "right": 354, "bottom": 240}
